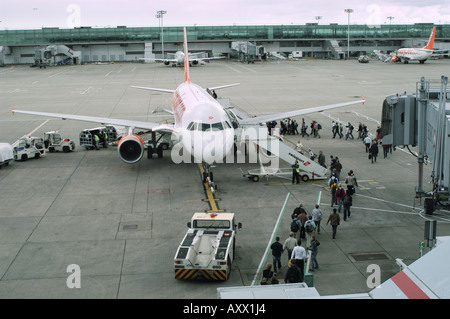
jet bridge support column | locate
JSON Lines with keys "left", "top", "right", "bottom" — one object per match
{"left": 416, "top": 77, "right": 428, "bottom": 199}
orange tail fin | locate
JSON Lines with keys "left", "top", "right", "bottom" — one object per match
{"left": 423, "top": 26, "right": 436, "bottom": 50}
{"left": 183, "top": 27, "right": 191, "bottom": 84}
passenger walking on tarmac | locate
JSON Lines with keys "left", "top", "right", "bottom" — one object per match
{"left": 357, "top": 122, "right": 363, "bottom": 139}
{"left": 335, "top": 183, "right": 346, "bottom": 213}
{"left": 364, "top": 135, "right": 371, "bottom": 153}
{"left": 339, "top": 123, "right": 344, "bottom": 138}
{"left": 298, "top": 210, "right": 308, "bottom": 240}
{"left": 329, "top": 175, "right": 338, "bottom": 207}
{"left": 344, "top": 171, "right": 356, "bottom": 195}
{"left": 290, "top": 215, "right": 302, "bottom": 241}
{"left": 343, "top": 192, "right": 352, "bottom": 221}
{"left": 326, "top": 208, "right": 341, "bottom": 239}
{"left": 369, "top": 140, "right": 379, "bottom": 163}
{"left": 291, "top": 240, "right": 306, "bottom": 281}
{"left": 334, "top": 157, "right": 342, "bottom": 180}
{"left": 284, "top": 259, "right": 302, "bottom": 283}
{"left": 283, "top": 232, "right": 297, "bottom": 265}
{"left": 270, "top": 236, "right": 283, "bottom": 275}
{"left": 311, "top": 204, "right": 323, "bottom": 234}
{"left": 291, "top": 160, "right": 300, "bottom": 184}
{"left": 308, "top": 235, "right": 320, "bottom": 271}
{"left": 304, "top": 216, "right": 316, "bottom": 247}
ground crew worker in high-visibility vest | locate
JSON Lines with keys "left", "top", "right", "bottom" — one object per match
{"left": 103, "top": 131, "right": 108, "bottom": 148}
{"left": 292, "top": 160, "right": 300, "bottom": 184}
{"left": 93, "top": 134, "right": 100, "bottom": 150}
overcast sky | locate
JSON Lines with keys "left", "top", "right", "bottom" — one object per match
{"left": 1, "top": 0, "right": 449, "bottom": 30}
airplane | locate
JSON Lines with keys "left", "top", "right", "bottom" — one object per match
{"left": 376, "top": 26, "right": 447, "bottom": 64}
{"left": 12, "top": 27, "right": 365, "bottom": 180}
{"left": 147, "top": 51, "right": 225, "bottom": 67}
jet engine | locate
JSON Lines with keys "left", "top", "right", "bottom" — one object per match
{"left": 164, "top": 61, "right": 170, "bottom": 66}
{"left": 391, "top": 56, "right": 400, "bottom": 62}
{"left": 192, "top": 60, "right": 199, "bottom": 65}
{"left": 117, "top": 134, "right": 145, "bottom": 164}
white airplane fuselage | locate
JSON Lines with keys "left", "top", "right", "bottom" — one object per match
{"left": 395, "top": 48, "right": 433, "bottom": 62}
{"left": 172, "top": 82, "right": 235, "bottom": 164}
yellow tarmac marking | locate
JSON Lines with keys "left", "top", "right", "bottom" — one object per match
{"left": 198, "top": 164, "right": 223, "bottom": 212}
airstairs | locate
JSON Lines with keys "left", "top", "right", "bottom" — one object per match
{"left": 325, "top": 40, "right": 345, "bottom": 59}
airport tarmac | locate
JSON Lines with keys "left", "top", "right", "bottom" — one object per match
{"left": 1, "top": 58, "right": 450, "bottom": 299}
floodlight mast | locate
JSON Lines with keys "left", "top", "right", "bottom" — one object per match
{"left": 156, "top": 10, "right": 167, "bottom": 58}
{"left": 344, "top": 8, "right": 353, "bottom": 59}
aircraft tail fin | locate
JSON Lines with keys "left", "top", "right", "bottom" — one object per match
{"left": 183, "top": 27, "right": 191, "bottom": 84}
{"left": 423, "top": 26, "right": 436, "bottom": 50}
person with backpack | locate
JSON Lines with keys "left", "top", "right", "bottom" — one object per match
{"left": 343, "top": 193, "right": 352, "bottom": 221}
{"left": 284, "top": 259, "right": 302, "bottom": 283}
{"left": 308, "top": 235, "right": 320, "bottom": 271}
{"left": 335, "top": 184, "right": 346, "bottom": 213}
{"left": 290, "top": 215, "right": 301, "bottom": 241}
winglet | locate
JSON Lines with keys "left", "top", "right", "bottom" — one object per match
{"left": 183, "top": 27, "right": 191, "bottom": 84}
{"left": 362, "top": 95, "right": 366, "bottom": 105}
{"left": 11, "top": 105, "right": 15, "bottom": 115}
{"left": 423, "top": 26, "right": 436, "bottom": 50}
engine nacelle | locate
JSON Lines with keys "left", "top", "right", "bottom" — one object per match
{"left": 164, "top": 61, "right": 170, "bottom": 66}
{"left": 192, "top": 60, "right": 199, "bottom": 65}
{"left": 117, "top": 135, "right": 145, "bottom": 164}
{"left": 392, "top": 56, "right": 399, "bottom": 62}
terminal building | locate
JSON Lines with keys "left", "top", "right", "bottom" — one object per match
{"left": 0, "top": 23, "right": 449, "bottom": 66}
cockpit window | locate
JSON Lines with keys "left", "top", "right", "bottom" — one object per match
{"left": 188, "top": 121, "right": 232, "bottom": 132}
{"left": 211, "top": 122, "right": 224, "bottom": 131}
{"left": 187, "top": 122, "right": 195, "bottom": 131}
{"left": 200, "top": 123, "right": 211, "bottom": 131}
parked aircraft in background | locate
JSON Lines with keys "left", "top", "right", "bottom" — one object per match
{"left": 148, "top": 51, "right": 225, "bottom": 67}
{"left": 374, "top": 26, "right": 448, "bottom": 64}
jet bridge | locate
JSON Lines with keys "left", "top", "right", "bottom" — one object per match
{"left": 33, "top": 45, "right": 81, "bottom": 67}
{"left": 381, "top": 76, "right": 450, "bottom": 214}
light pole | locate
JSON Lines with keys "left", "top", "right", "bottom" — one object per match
{"left": 156, "top": 10, "right": 167, "bottom": 58}
{"left": 344, "top": 8, "right": 353, "bottom": 59}
{"left": 387, "top": 16, "right": 395, "bottom": 25}
{"left": 315, "top": 16, "right": 322, "bottom": 25}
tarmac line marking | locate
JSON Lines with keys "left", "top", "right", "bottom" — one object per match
{"left": 223, "top": 64, "right": 242, "bottom": 73}
{"left": 198, "top": 164, "right": 222, "bottom": 212}
{"left": 105, "top": 71, "right": 113, "bottom": 77}
{"left": 355, "top": 193, "right": 416, "bottom": 210}
{"left": 236, "top": 64, "right": 257, "bottom": 73}
{"left": 11, "top": 120, "right": 49, "bottom": 147}
{"left": 251, "top": 192, "right": 291, "bottom": 286}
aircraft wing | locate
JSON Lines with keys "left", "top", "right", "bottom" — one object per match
{"left": 239, "top": 98, "right": 365, "bottom": 125}
{"left": 139, "top": 58, "right": 178, "bottom": 63}
{"left": 192, "top": 57, "right": 226, "bottom": 62}
{"left": 11, "top": 108, "right": 174, "bottom": 132}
